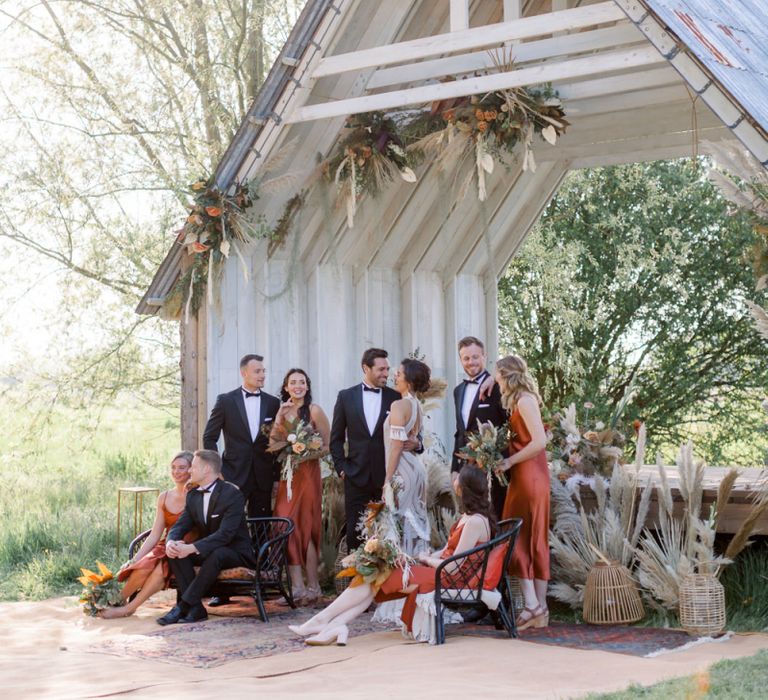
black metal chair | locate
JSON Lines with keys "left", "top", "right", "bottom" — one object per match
{"left": 497, "top": 517, "right": 525, "bottom": 617}
{"left": 127, "top": 516, "right": 295, "bottom": 622}
{"left": 433, "top": 517, "right": 523, "bottom": 645}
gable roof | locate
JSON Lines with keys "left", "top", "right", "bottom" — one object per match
{"left": 137, "top": 0, "right": 768, "bottom": 316}
{"left": 643, "top": 0, "right": 768, "bottom": 134}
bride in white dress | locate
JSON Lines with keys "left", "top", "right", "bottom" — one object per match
{"left": 374, "top": 358, "right": 432, "bottom": 628}
{"left": 382, "top": 358, "right": 432, "bottom": 556}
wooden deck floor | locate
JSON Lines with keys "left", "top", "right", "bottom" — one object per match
{"left": 580, "top": 465, "right": 767, "bottom": 535}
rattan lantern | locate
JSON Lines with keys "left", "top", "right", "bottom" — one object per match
{"left": 583, "top": 560, "right": 644, "bottom": 625}
{"left": 679, "top": 573, "right": 726, "bottom": 636}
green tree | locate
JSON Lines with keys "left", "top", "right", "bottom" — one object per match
{"left": 498, "top": 159, "right": 768, "bottom": 465}
{"left": 0, "top": 1, "right": 304, "bottom": 423}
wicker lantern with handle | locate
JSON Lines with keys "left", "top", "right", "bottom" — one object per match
{"left": 583, "top": 548, "right": 644, "bottom": 625}
{"left": 679, "top": 573, "right": 726, "bottom": 636}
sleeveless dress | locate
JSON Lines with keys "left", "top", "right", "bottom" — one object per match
{"left": 273, "top": 429, "right": 322, "bottom": 568}
{"left": 502, "top": 405, "right": 551, "bottom": 580}
{"left": 373, "top": 518, "right": 503, "bottom": 643}
{"left": 383, "top": 394, "right": 430, "bottom": 555}
{"left": 117, "top": 491, "right": 194, "bottom": 586}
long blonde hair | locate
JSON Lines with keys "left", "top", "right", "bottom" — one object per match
{"left": 496, "top": 355, "right": 541, "bottom": 411}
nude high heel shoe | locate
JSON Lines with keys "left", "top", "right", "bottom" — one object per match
{"left": 288, "top": 619, "right": 326, "bottom": 637}
{"left": 305, "top": 624, "right": 349, "bottom": 646}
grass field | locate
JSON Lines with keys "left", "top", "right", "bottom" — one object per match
{"left": 588, "top": 649, "right": 768, "bottom": 699}
{"left": 0, "top": 400, "right": 179, "bottom": 601}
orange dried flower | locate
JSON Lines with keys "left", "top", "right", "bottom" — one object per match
{"left": 205, "top": 206, "right": 222, "bottom": 217}
{"left": 477, "top": 121, "right": 488, "bottom": 132}
{"left": 475, "top": 109, "right": 485, "bottom": 121}
{"left": 484, "top": 110, "right": 496, "bottom": 121}
{"left": 191, "top": 242, "right": 209, "bottom": 253}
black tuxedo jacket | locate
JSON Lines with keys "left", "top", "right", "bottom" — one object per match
{"left": 202, "top": 388, "right": 280, "bottom": 493}
{"left": 330, "top": 384, "right": 400, "bottom": 490}
{"left": 452, "top": 372, "right": 509, "bottom": 472}
{"left": 168, "top": 480, "right": 255, "bottom": 563}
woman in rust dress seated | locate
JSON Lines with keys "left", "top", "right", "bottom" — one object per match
{"left": 271, "top": 368, "right": 330, "bottom": 604}
{"left": 101, "top": 451, "right": 196, "bottom": 618}
{"left": 288, "top": 465, "right": 500, "bottom": 645}
{"left": 495, "top": 354, "right": 550, "bottom": 630}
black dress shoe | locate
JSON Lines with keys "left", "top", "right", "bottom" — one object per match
{"left": 207, "top": 596, "right": 231, "bottom": 607}
{"left": 178, "top": 603, "right": 208, "bottom": 624}
{"left": 157, "top": 605, "right": 185, "bottom": 626}
{"left": 460, "top": 606, "right": 489, "bottom": 623}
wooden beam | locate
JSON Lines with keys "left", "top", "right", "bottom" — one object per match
{"left": 367, "top": 22, "right": 643, "bottom": 90}
{"left": 312, "top": 2, "right": 626, "bottom": 79}
{"left": 556, "top": 65, "right": 679, "bottom": 101}
{"left": 450, "top": 0, "right": 469, "bottom": 32}
{"left": 290, "top": 46, "right": 664, "bottom": 123}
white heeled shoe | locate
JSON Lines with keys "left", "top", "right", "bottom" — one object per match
{"left": 288, "top": 620, "right": 326, "bottom": 637}
{"left": 305, "top": 624, "right": 349, "bottom": 646}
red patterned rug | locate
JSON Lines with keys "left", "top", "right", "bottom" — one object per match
{"left": 91, "top": 597, "right": 726, "bottom": 668}
{"left": 456, "top": 620, "right": 726, "bottom": 657}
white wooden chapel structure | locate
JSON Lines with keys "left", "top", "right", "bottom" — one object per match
{"left": 137, "top": 0, "right": 768, "bottom": 450}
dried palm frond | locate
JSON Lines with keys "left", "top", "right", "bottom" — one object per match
{"left": 258, "top": 171, "right": 306, "bottom": 195}
{"left": 724, "top": 500, "right": 768, "bottom": 561}
{"left": 419, "top": 377, "right": 448, "bottom": 403}
{"left": 629, "top": 474, "right": 653, "bottom": 548}
{"left": 593, "top": 475, "right": 607, "bottom": 516}
{"left": 261, "top": 136, "right": 300, "bottom": 175}
{"left": 550, "top": 474, "right": 582, "bottom": 539}
{"left": 424, "top": 453, "right": 454, "bottom": 509}
{"left": 714, "top": 468, "right": 740, "bottom": 531}
{"left": 656, "top": 455, "right": 674, "bottom": 518}
{"left": 633, "top": 422, "right": 647, "bottom": 475}
{"left": 746, "top": 300, "right": 768, "bottom": 342}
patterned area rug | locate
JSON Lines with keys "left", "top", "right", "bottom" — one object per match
{"left": 93, "top": 597, "right": 392, "bottom": 669}
{"left": 456, "top": 620, "right": 722, "bottom": 657}
{"left": 92, "top": 597, "right": 724, "bottom": 668}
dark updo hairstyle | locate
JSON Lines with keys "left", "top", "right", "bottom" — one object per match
{"left": 400, "top": 358, "right": 431, "bottom": 396}
{"left": 458, "top": 465, "right": 498, "bottom": 537}
{"left": 280, "top": 368, "right": 313, "bottom": 424}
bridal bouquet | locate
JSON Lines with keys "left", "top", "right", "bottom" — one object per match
{"left": 267, "top": 416, "right": 326, "bottom": 500}
{"left": 337, "top": 502, "right": 412, "bottom": 592}
{"left": 548, "top": 402, "right": 630, "bottom": 480}
{"left": 77, "top": 561, "right": 122, "bottom": 616}
{"left": 455, "top": 420, "right": 512, "bottom": 488}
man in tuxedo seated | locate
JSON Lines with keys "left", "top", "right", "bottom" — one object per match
{"left": 157, "top": 449, "right": 256, "bottom": 625}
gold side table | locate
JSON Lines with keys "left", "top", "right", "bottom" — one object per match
{"left": 116, "top": 486, "right": 159, "bottom": 556}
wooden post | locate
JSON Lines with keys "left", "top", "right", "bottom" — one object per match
{"left": 179, "top": 253, "right": 207, "bottom": 451}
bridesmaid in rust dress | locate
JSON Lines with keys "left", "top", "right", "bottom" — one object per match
{"left": 101, "top": 451, "right": 196, "bottom": 618}
{"left": 271, "top": 368, "right": 330, "bottom": 604}
{"left": 495, "top": 355, "right": 550, "bottom": 631}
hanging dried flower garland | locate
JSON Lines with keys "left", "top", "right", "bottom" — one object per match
{"left": 323, "top": 83, "right": 568, "bottom": 225}
{"left": 324, "top": 112, "right": 418, "bottom": 228}
{"left": 171, "top": 177, "right": 268, "bottom": 320}
{"left": 410, "top": 83, "right": 568, "bottom": 201}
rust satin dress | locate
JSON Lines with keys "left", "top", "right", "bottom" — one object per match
{"left": 502, "top": 405, "right": 551, "bottom": 580}
{"left": 273, "top": 459, "right": 322, "bottom": 567}
{"left": 117, "top": 491, "right": 195, "bottom": 586}
{"left": 375, "top": 519, "right": 504, "bottom": 632}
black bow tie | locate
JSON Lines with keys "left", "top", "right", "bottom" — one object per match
{"left": 198, "top": 483, "right": 215, "bottom": 494}
{"left": 243, "top": 390, "right": 261, "bottom": 398}
{"left": 464, "top": 372, "right": 487, "bottom": 385}
{"left": 363, "top": 386, "right": 381, "bottom": 393}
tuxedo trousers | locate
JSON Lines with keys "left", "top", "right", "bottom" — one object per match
{"left": 344, "top": 479, "right": 382, "bottom": 550}
{"left": 245, "top": 484, "right": 272, "bottom": 518}
{"left": 169, "top": 547, "right": 250, "bottom": 607}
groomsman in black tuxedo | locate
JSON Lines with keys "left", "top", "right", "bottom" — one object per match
{"left": 203, "top": 353, "right": 280, "bottom": 518}
{"left": 330, "top": 348, "right": 419, "bottom": 550}
{"left": 158, "top": 449, "right": 256, "bottom": 625}
{"left": 451, "top": 336, "right": 509, "bottom": 519}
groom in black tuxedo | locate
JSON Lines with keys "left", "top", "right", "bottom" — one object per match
{"left": 203, "top": 353, "right": 280, "bottom": 518}
{"left": 331, "top": 348, "right": 416, "bottom": 550}
{"left": 158, "top": 449, "right": 256, "bottom": 625}
{"left": 452, "top": 336, "right": 509, "bottom": 519}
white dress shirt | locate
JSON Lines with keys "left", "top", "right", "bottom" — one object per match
{"left": 242, "top": 387, "right": 261, "bottom": 441}
{"left": 198, "top": 480, "right": 218, "bottom": 522}
{"left": 461, "top": 370, "right": 488, "bottom": 430}
{"left": 362, "top": 381, "right": 382, "bottom": 435}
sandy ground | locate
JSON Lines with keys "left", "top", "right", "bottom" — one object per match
{"left": 1, "top": 595, "right": 767, "bottom": 700}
